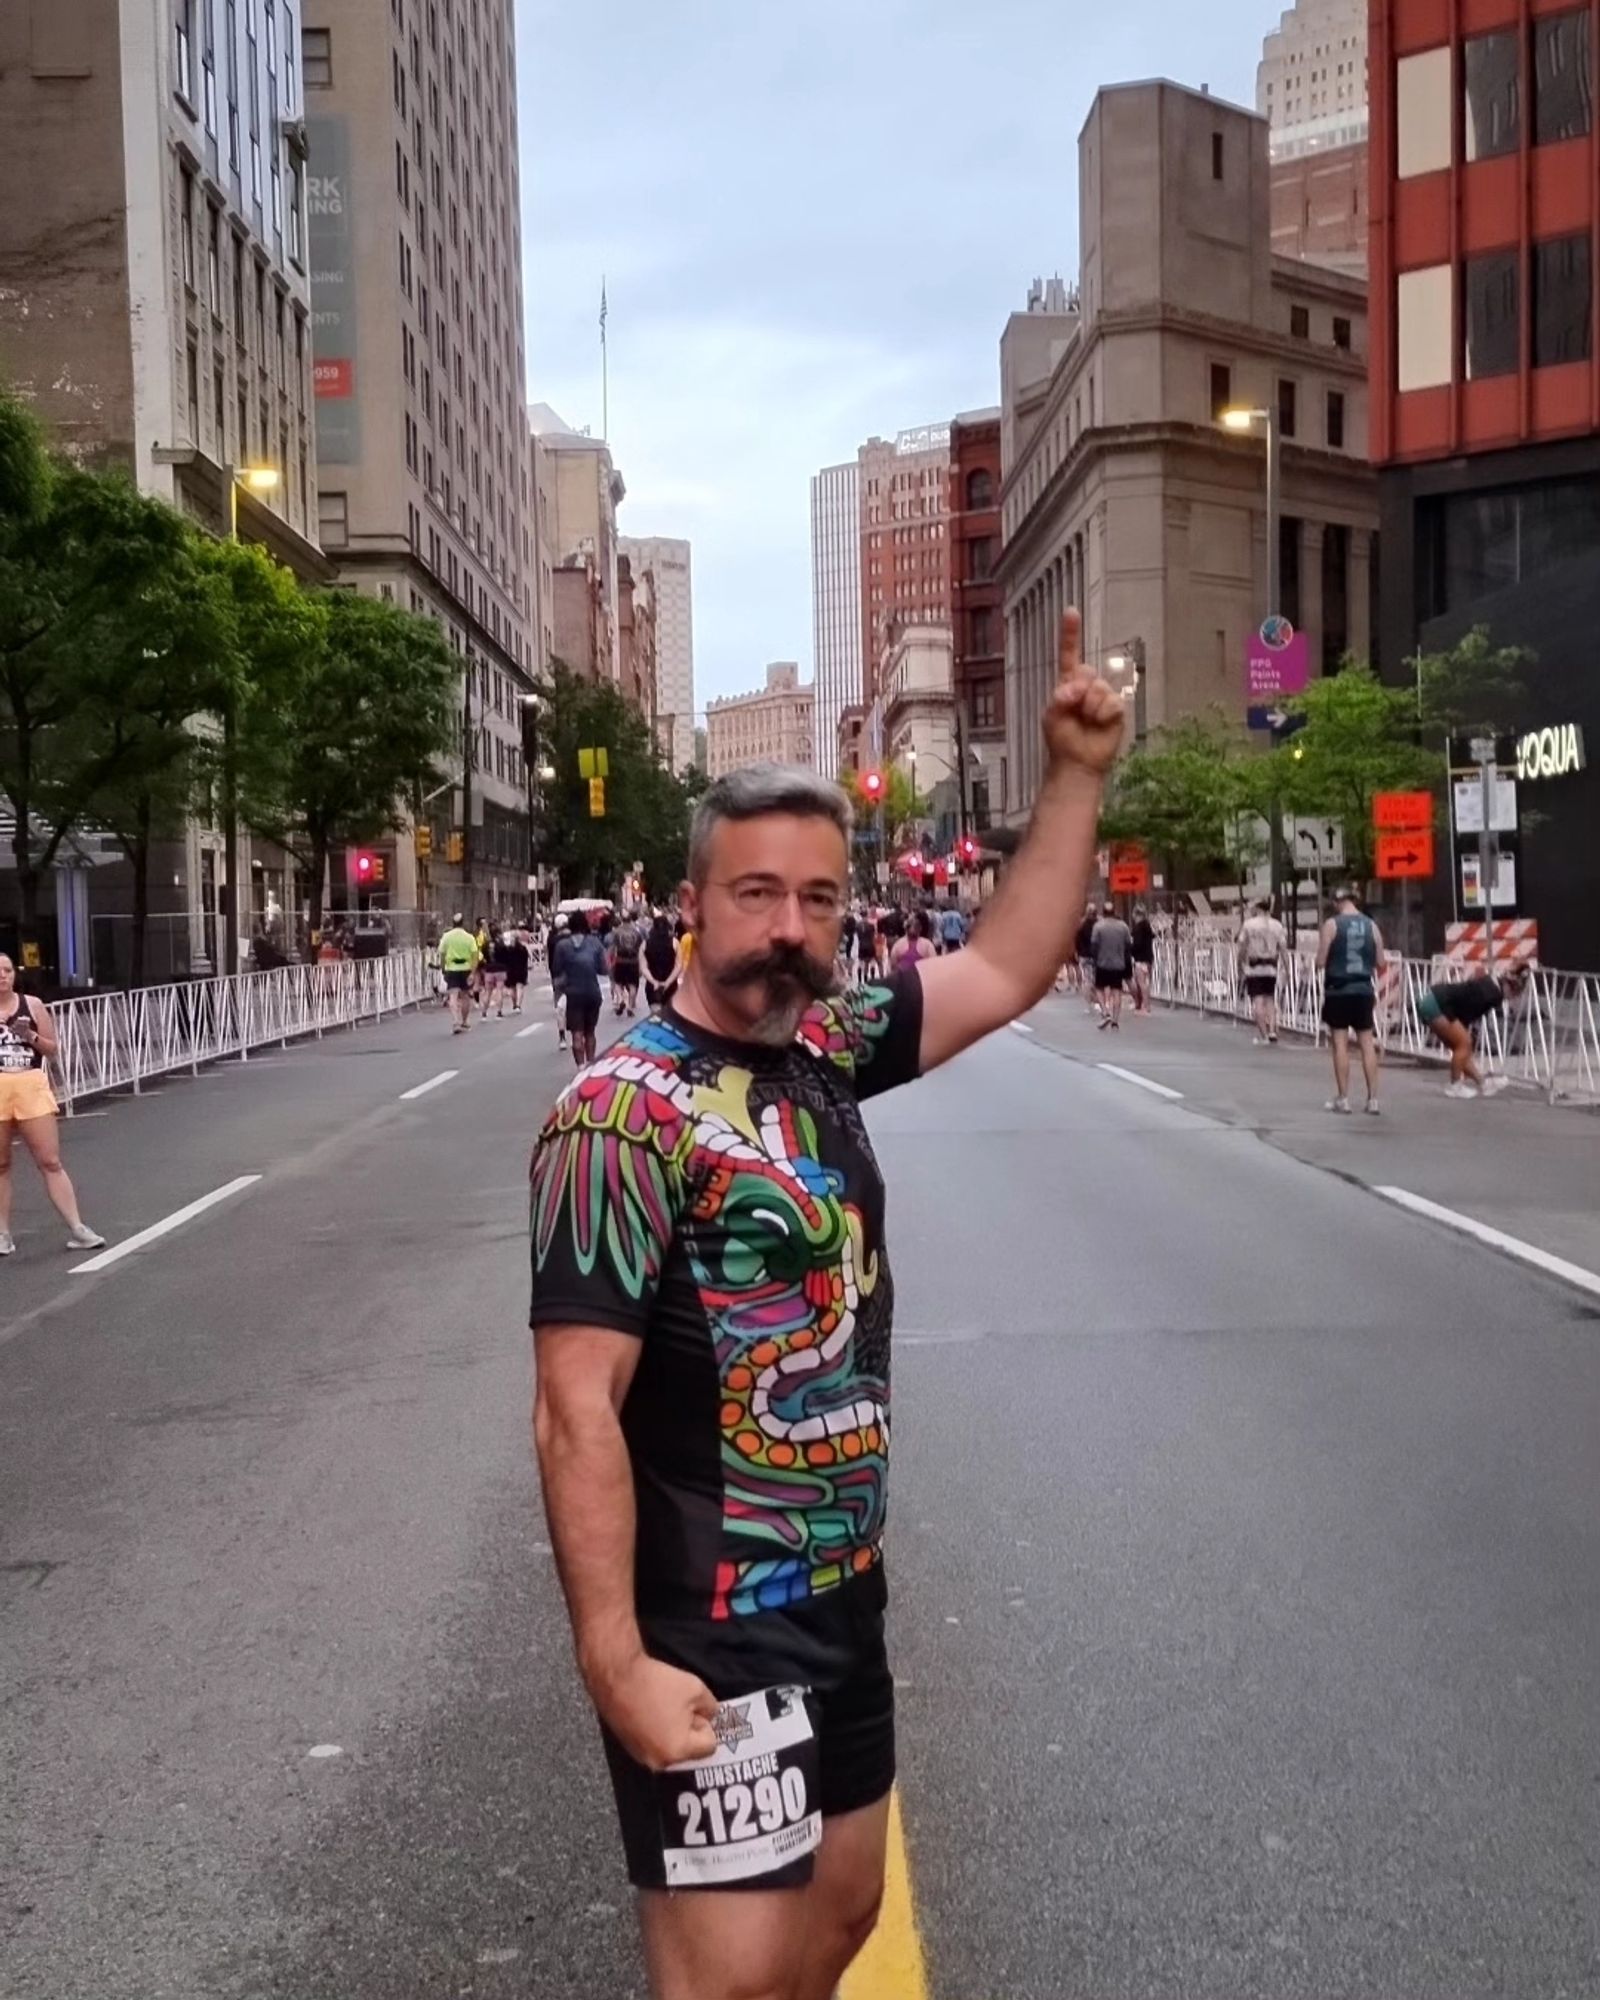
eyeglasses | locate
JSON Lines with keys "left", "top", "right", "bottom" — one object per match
{"left": 713, "top": 880, "right": 845, "bottom": 921}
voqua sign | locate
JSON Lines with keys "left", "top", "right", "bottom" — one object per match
{"left": 1515, "top": 723, "right": 1587, "bottom": 780}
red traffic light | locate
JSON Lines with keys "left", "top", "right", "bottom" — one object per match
{"left": 958, "top": 835, "right": 978, "bottom": 865}
{"left": 861, "top": 769, "right": 884, "bottom": 802}
{"left": 355, "top": 852, "right": 374, "bottom": 880}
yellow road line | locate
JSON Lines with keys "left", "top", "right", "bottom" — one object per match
{"left": 841, "top": 1787, "right": 930, "bottom": 1999}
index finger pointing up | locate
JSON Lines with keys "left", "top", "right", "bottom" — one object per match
{"left": 1058, "top": 606, "right": 1083, "bottom": 682}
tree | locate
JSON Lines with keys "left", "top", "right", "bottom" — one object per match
{"left": 1417, "top": 625, "right": 1532, "bottom": 742}
{"left": 534, "top": 663, "right": 696, "bottom": 901}
{"left": 1097, "top": 710, "right": 1265, "bottom": 888}
{"left": 1270, "top": 666, "right": 1439, "bottom": 880}
{"left": 236, "top": 588, "right": 458, "bottom": 936}
{"left": 0, "top": 400, "right": 232, "bottom": 947}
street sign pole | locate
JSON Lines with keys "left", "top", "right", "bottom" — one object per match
{"left": 1472, "top": 737, "right": 1496, "bottom": 972}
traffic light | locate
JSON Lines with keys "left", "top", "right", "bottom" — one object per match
{"left": 348, "top": 847, "right": 384, "bottom": 888}
{"left": 415, "top": 826, "right": 432, "bottom": 859}
{"left": 860, "top": 769, "right": 884, "bottom": 804}
{"left": 958, "top": 834, "right": 978, "bottom": 867}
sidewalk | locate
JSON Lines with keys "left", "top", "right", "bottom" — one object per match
{"left": 1019, "top": 985, "right": 1600, "bottom": 1285}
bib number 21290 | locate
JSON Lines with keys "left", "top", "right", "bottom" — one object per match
{"left": 658, "top": 1685, "right": 820, "bottom": 1887}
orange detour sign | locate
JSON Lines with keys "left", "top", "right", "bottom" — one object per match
{"left": 1375, "top": 830, "right": 1434, "bottom": 879}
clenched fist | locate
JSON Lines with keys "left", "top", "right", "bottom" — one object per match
{"left": 587, "top": 1649, "right": 721, "bottom": 1771}
{"left": 1043, "top": 608, "right": 1125, "bottom": 777}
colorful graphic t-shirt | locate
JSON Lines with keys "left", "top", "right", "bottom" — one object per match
{"left": 529, "top": 973, "right": 923, "bottom": 1624}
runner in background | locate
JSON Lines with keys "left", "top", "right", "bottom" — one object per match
{"left": 437, "top": 914, "right": 481, "bottom": 1036}
{"left": 1075, "top": 899, "right": 1099, "bottom": 1010}
{"left": 554, "top": 910, "right": 607, "bottom": 1067}
{"left": 1418, "top": 965, "right": 1526, "bottom": 1098}
{"left": 610, "top": 910, "right": 645, "bottom": 1019}
{"left": 0, "top": 953, "right": 105, "bottom": 1254}
{"left": 1316, "top": 888, "right": 1386, "bottom": 1116}
{"left": 548, "top": 911, "right": 571, "bottom": 1049}
{"left": 1129, "top": 903, "right": 1156, "bottom": 1015}
{"left": 1090, "top": 899, "right": 1134, "bottom": 1031}
{"left": 1236, "top": 898, "right": 1288, "bottom": 1045}
{"left": 502, "top": 926, "right": 531, "bottom": 1015}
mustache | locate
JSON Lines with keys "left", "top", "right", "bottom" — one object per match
{"left": 712, "top": 942, "right": 839, "bottom": 1002}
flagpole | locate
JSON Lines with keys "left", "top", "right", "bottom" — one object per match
{"left": 600, "top": 276, "right": 609, "bottom": 441}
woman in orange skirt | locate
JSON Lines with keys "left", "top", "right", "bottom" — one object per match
{"left": 0, "top": 953, "right": 105, "bottom": 1256}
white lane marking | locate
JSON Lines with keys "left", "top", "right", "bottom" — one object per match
{"left": 515, "top": 1022, "right": 545, "bottom": 1039}
{"left": 1009, "top": 1021, "right": 1035, "bottom": 1035}
{"left": 69, "top": 1175, "right": 262, "bottom": 1274}
{"left": 1374, "top": 1186, "right": 1600, "bottom": 1301}
{"left": 399, "top": 1069, "right": 459, "bottom": 1101}
{"left": 1097, "top": 1062, "right": 1184, "bottom": 1101}
{"left": 307, "top": 1743, "right": 344, "bottom": 1759}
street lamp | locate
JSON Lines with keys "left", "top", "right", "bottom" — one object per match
{"left": 1220, "top": 404, "right": 1289, "bottom": 916}
{"left": 220, "top": 461, "right": 279, "bottom": 976}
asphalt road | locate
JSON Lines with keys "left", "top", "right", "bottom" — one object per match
{"left": 2, "top": 987, "right": 1597, "bottom": 1999}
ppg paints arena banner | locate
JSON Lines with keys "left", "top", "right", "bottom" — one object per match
{"left": 306, "top": 117, "right": 359, "bottom": 465}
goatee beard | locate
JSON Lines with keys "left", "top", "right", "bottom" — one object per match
{"left": 713, "top": 942, "right": 839, "bottom": 1046}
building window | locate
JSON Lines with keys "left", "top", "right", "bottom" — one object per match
{"left": 206, "top": 203, "right": 221, "bottom": 313}
{"left": 1326, "top": 389, "right": 1345, "bottom": 449}
{"left": 969, "top": 536, "right": 997, "bottom": 581}
{"left": 302, "top": 25, "right": 331, "bottom": 85}
{"left": 1463, "top": 32, "right": 1520, "bottom": 161}
{"left": 965, "top": 468, "right": 994, "bottom": 510}
{"left": 969, "top": 606, "right": 995, "bottom": 655}
{"left": 1332, "top": 314, "right": 1352, "bottom": 350}
{"left": 1211, "top": 130, "right": 1224, "bottom": 179}
{"left": 1464, "top": 250, "right": 1520, "bottom": 378}
{"left": 1396, "top": 47, "right": 1451, "bottom": 178}
{"left": 186, "top": 338, "right": 200, "bottom": 441}
{"left": 1209, "top": 361, "right": 1232, "bottom": 420}
{"left": 213, "top": 361, "right": 226, "bottom": 444}
{"left": 179, "top": 168, "right": 196, "bottom": 290}
{"left": 1397, "top": 264, "right": 1454, "bottom": 390}
{"left": 1533, "top": 234, "right": 1593, "bottom": 365}
{"left": 1277, "top": 377, "right": 1297, "bottom": 437}
{"left": 175, "top": 0, "right": 194, "bottom": 101}
{"left": 1534, "top": 11, "right": 1593, "bottom": 144}
{"left": 970, "top": 680, "right": 1000, "bottom": 732}
{"left": 287, "top": 157, "right": 304, "bottom": 263}
{"left": 1290, "top": 304, "right": 1310, "bottom": 339}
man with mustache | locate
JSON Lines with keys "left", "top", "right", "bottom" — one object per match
{"left": 530, "top": 611, "right": 1124, "bottom": 2000}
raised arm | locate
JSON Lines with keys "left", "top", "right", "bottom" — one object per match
{"left": 533, "top": 1325, "right": 717, "bottom": 1769}
{"left": 915, "top": 608, "right": 1125, "bottom": 1071}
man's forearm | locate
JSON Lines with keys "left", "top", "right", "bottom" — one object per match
{"left": 533, "top": 1394, "right": 643, "bottom": 1691}
{"left": 972, "top": 764, "right": 1104, "bottom": 1006}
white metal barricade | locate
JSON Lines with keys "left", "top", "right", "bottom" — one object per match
{"left": 47, "top": 949, "right": 430, "bottom": 1112}
{"left": 1151, "top": 936, "right": 1600, "bottom": 1105}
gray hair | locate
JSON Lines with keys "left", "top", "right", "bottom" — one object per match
{"left": 688, "top": 764, "right": 853, "bottom": 886}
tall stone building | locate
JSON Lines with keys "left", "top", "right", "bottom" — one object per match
{"left": 619, "top": 536, "right": 694, "bottom": 776}
{"left": 1259, "top": 0, "right": 1370, "bottom": 272}
{"left": 616, "top": 551, "right": 658, "bottom": 727}
{"left": 999, "top": 81, "right": 1375, "bottom": 822}
{"left": 302, "top": 0, "right": 537, "bottom": 915}
{"left": 809, "top": 460, "right": 860, "bottom": 778}
{"left": 0, "top": 0, "right": 326, "bottom": 975}
{"left": 706, "top": 664, "right": 815, "bottom": 779}
{"left": 859, "top": 426, "right": 952, "bottom": 711}
{"left": 528, "top": 402, "right": 624, "bottom": 683}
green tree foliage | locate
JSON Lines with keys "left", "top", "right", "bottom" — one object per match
{"left": 1270, "top": 667, "right": 1439, "bottom": 879}
{"left": 535, "top": 663, "right": 696, "bottom": 900}
{"left": 236, "top": 588, "right": 458, "bottom": 935}
{"left": 1416, "top": 625, "right": 1532, "bottom": 741}
{"left": 1098, "top": 710, "right": 1270, "bottom": 884}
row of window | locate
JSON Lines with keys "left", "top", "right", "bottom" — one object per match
{"left": 175, "top": 0, "right": 303, "bottom": 262}
{"left": 1289, "top": 304, "right": 1355, "bottom": 349}
{"left": 1397, "top": 235, "right": 1593, "bottom": 390}
{"left": 1396, "top": 12, "right": 1592, "bottom": 178}
{"left": 1208, "top": 361, "right": 1349, "bottom": 448}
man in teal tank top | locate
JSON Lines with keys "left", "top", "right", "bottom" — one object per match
{"left": 1315, "top": 887, "right": 1387, "bottom": 1115}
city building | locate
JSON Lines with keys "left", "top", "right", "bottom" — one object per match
{"left": 528, "top": 421, "right": 558, "bottom": 673}
{"left": 706, "top": 664, "right": 815, "bottom": 778}
{"left": 529, "top": 402, "right": 623, "bottom": 683}
{"left": 999, "top": 80, "right": 1376, "bottom": 823}
{"left": 1260, "top": 0, "right": 1369, "bottom": 271}
{"left": 860, "top": 425, "right": 952, "bottom": 707}
{"left": 809, "top": 460, "right": 861, "bottom": 778}
{"left": 551, "top": 556, "right": 607, "bottom": 681}
{"left": 303, "top": 0, "right": 536, "bottom": 916}
{"left": 1370, "top": 0, "right": 1599, "bottom": 968}
{"left": 836, "top": 703, "right": 868, "bottom": 778}
{"left": 619, "top": 536, "right": 695, "bottom": 776}
{"left": 0, "top": 0, "right": 327, "bottom": 975}
{"left": 882, "top": 624, "right": 965, "bottom": 848}
{"left": 949, "top": 409, "right": 1005, "bottom": 832}
{"left": 616, "top": 551, "right": 657, "bottom": 726}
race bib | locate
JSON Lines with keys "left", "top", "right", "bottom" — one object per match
{"left": 657, "top": 1685, "right": 820, "bottom": 1888}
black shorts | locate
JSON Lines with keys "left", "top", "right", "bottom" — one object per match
{"left": 644, "top": 978, "right": 676, "bottom": 1008}
{"left": 602, "top": 1567, "right": 895, "bottom": 1891}
{"left": 443, "top": 970, "right": 471, "bottom": 991}
{"left": 1322, "top": 990, "right": 1375, "bottom": 1034}
{"left": 1094, "top": 967, "right": 1125, "bottom": 991}
{"left": 613, "top": 959, "right": 640, "bottom": 988}
{"left": 1245, "top": 972, "right": 1278, "bottom": 999}
{"left": 566, "top": 992, "right": 602, "bottom": 1036}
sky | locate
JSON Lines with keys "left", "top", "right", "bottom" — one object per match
{"left": 517, "top": 0, "right": 1272, "bottom": 711}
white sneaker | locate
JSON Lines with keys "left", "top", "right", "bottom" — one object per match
{"left": 1480, "top": 1074, "right": 1510, "bottom": 1097}
{"left": 1325, "top": 1096, "right": 1352, "bottom": 1114}
{"left": 1364, "top": 1100, "right": 1382, "bottom": 1116}
{"left": 0, "top": 1232, "right": 14, "bottom": 1256}
{"left": 1444, "top": 1081, "right": 1479, "bottom": 1100}
{"left": 66, "top": 1224, "right": 106, "bottom": 1250}
{"left": 1253, "top": 1036, "right": 1268, "bottom": 1046}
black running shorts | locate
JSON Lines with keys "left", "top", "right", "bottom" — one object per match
{"left": 1322, "top": 990, "right": 1375, "bottom": 1033}
{"left": 601, "top": 1567, "right": 895, "bottom": 1891}
{"left": 1094, "top": 967, "right": 1125, "bottom": 991}
{"left": 566, "top": 992, "right": 602, "bottom": 1036}
{"left": 1245, "top": 972, "right": 1278, "bottom": 999}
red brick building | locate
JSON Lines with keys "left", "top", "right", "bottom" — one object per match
{"left": 1371, "top": 0, "right": 1600, "bottom": 965}
{"left": 859, "top": 426, "right": 952, "bottom": 706}
{"left": 948, "top": 409, "right": 1005, "bottom": 831}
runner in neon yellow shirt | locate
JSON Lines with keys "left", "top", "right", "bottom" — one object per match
{"left": 438, "top": 915, "right": 481, "bottom": 1035}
